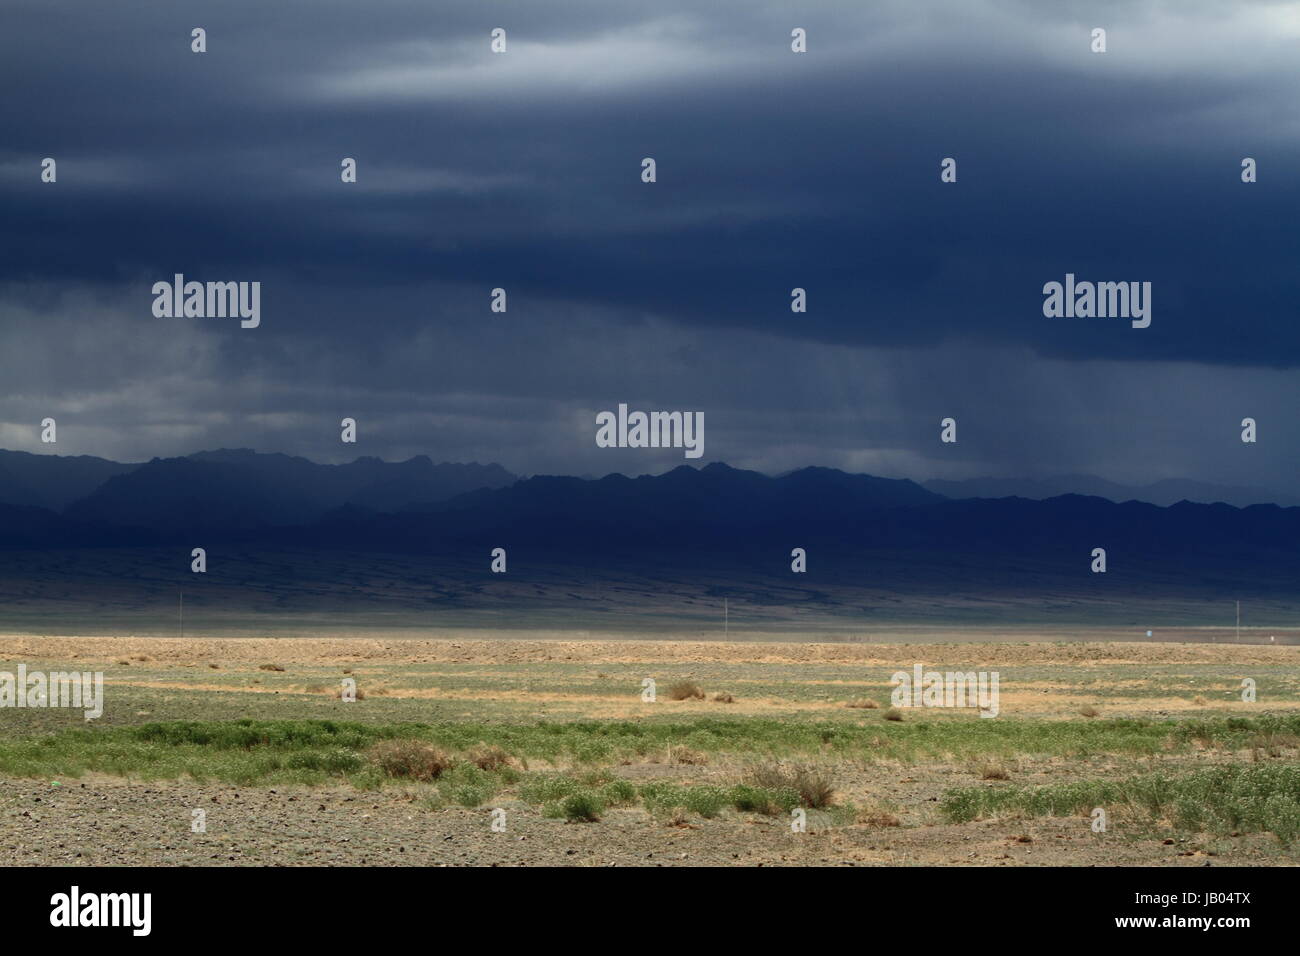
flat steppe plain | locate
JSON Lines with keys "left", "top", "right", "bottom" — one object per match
{"left": 1, "top": 632, "right": 1297, "bottom": 867}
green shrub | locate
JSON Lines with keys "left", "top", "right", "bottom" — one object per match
{"left": 683, "top": 785, "right": 728, "bottom": 819}
{"left": 600, "top": 779, "right": 637, "bottom": 806}
{"left": 639, "top": 782, "right": 687, "bottom": 813}
{"left": 450, "top": 785, "right": 488, "bottom": 808}
{"left": 520, "top": 774, "right": 580, "bottom": 804}
{"left": 730, "top": 783, "right": 799, "bottom": 815}
{"left": 940, "top": 764, "right": 1300, "bottom": 844}
{"left": 561, "top": 791, "right": 604, "bottom": 822}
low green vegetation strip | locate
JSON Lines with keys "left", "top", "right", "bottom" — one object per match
{"left": 514, "top": 764, "right": 847, "bottom": 823}
{"left": 1, "top": 714, "right": 1297, "bottom": 786}
{"left": 941, "top": 764, "right": 1300, "bottom": 843}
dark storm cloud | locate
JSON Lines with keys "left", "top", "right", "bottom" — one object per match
{"left": 1, "top": 1, "right": 1297, "bottom": 490}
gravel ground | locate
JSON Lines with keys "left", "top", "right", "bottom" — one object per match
{"left": 3, "top": 774, "right": 1292, "bottom": 867}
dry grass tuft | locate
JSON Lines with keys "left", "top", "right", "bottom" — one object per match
{"left": 468, "top": 744, "right": 512, "bottom": 771}
{"left": 1249, "top": 732, "right": 1300, "bottom": 760}
{"left": 667, "top": 680, "right": 705, "bottom": 701}
{"left": 856, "top": 805, "right": 902, "bottom": 828}
{"left": 369, "top": 740, "right": 454, "bottom": 781}
{"left": 667, "top": 746, "right": 709, "bottom": 766}
{"left": 747, "top": 764, "right": 836, "bottom": 809}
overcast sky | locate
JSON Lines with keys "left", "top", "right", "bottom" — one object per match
{"left": 2, "top": 0, "right": 1298, "bottom": 495}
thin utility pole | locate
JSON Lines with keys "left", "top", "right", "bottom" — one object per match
{"left": 180, "top": 591, "right": 184, "bottom": 640}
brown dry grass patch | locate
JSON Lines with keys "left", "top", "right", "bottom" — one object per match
{"left": 667, "top": 680, "right": 705, "bottom": 701}
{"left": 856, "top": 805, "right": 902, "bottom": 828}
{"left": 667, "top": 746, "right": 709, "bottom": 766}
{"left": 369, "top": 740, "right": 453, "bottom": 781}
{"left": 468, "top": 744, "right": 512, "bottom": 771}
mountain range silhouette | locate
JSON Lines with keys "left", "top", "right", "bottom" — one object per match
{"left": 0, "top": 449, "right": 1294, "bottom": 629}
